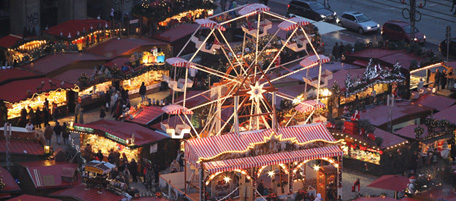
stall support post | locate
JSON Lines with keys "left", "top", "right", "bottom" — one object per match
{"left": 184, "top": 159, "right": 187, "bottom": 195}
{"left": 199, "top": 168, "right": 204, "bottom": 201}
{"left": 288, "top": 162, "right": 291, "bottom": 193}
{"left": 338, "top": 156, "right": 343, "bottom": 198}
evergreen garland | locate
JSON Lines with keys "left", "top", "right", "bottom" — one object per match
{"left": 0, "top": 176, "right": 5, "bottom": 189}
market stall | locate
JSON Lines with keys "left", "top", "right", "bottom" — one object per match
{"left": 83, "top": 160, "right": 115, "bottom": 191}
{"left": 0, "top": 77, "right": 77, "bottom": 120}
{"left": 71, "top": 119, "right": 169, "bottom": 163}
{"left": 0, "top": 34, "right": 48, "bottom": 65}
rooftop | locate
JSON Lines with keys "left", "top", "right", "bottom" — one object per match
{"left": 414, "top": 94, "right": 455, "bottom": 111}
{"left": 19, "top": 161, "right": 78, "bottom": 189}
{"left": 433, "top": 104, "right": 456, "bottom": 124}
{"left": 86, "top": 37, "right": 168, "bottom": 59}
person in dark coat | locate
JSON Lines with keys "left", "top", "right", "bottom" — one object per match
{"left": 100, "top": 105, "right": 106, "bottom": 119}
{"left": 139, "top": 82, "right": 147, "bottom": 102}
{"left": 44, "top": 124, "right": 53, "bottom": 145}
{"left": 34, "top": 107, "right": 42, "bottom": 129}
{"left": 19, "top": 107, "right": 27, "bottom": 127}
{"left": 105, "top": 90, "right": 111, "bottom": 112}
{"left": 153, "top": 164, "right": 160, "bottom": 184}
{"left": 434, "top": 69, "right": 441, "bottom": 91}
{"left": 129, "top": 159, "right": 138, "bottom": 182}
{"left": 441, "top": 69, "right": 447, "bottom": 90}
{"left": 96, "top": 150, "right": 104, "bottom": 161}
{"left": 43, "top": 107, "right": 50, "bottom": 127}
{"left": 62, "top": 122, "right": 70, "bottom": 145}
{"left": 52, "top": 102, "right": 59, "bottom": 123}
{"left": 53, "top": 121, "right": 62, "bottom": 145}
{"left": 332, "top": 42, "right": 340, "bottom": 61}
{"left": 108, "top": 149, "right": 115, "bottom": 164}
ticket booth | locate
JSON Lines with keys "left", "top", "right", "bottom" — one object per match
{"left": 317, "top": 165, "right": 337, "bottom": 201}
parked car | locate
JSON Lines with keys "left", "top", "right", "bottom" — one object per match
{"left": 381, "top": 20, "right": 426, "bottom": 45}
{"left": 287, "top": 0, "right": 336, "bottom": 22}
{"left": 336, "top": 11, "right": 380, "bottom": 34}
{"left": 439, "top": 37, "right": 456, "bottom": 57}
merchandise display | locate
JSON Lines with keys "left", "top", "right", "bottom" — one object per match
{"left": 122, "top": 70, "right": 168, "bottom": 95}
{"left": 81, "top": 134, "right": 141, "bottom": 161}
{"left": 7, "top": 89, "right": 68, "bottom": 119}
{"left": 342, "top": 145, "right": 381, "bottom": 165}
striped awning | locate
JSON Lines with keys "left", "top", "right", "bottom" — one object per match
{"left": 185, "top": 123, "right": 338, "bottom": 167}
{"left": 295, "top": 100, "right": 325, "bottom": 113}
{"left": 238, "top": 3, "right": 270, "bottom": 16}
{"left": 203, "top": 145, "right": 342, "bottom": 174}
{"left": 165, "top": 57, "right": 191, "bottom": 67}
{"left": 195, "top": 19, "right": 226, "bottom": 31}
{"left": 278, "top": 17, "right": 311, "bottom": 31}
{"left": 161, "top": 104, "right": 193, "bottom": 115}
{"left": 299, "top": 55, "right": 330, "bottom": 68}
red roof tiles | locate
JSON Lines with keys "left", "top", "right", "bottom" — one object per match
{"left": 0, "top": 34, "right": 22, "bottom": 48}
{"left": 0, "top": 166, "right": 21, "bottom": 193}
{"left": 6, "top": 194, "right": 61, "bottom": 201}
{"left": 373, "top": 128, "right": 407, "bottom": 149}
{"left": 0, "top": 139, "right": 44, "bottom": 155}
{"left": 414, "top": 94, "right": 455, "bottom": 111}
{"left": 433, "top": 104, "right": 456, "bottom": 124}
{"left": 75, "top": 119, "right": 168, "bottom": 146}
{"left": 20, "top": 161, "right": 78, "bottom": 189}
{"left": 0, "top": 68, "right": 40, "bottom": 85}
{"left": 395, "top": 124, "right": 429, "bottom": 139}
{"left": 22, "top": 53, "right": 107, "bottom": 76}
{"left": 153, "top": 24, "right": 199, "bottom": 42}
{"left": 0, "top": 77, "right": 74, "bottom": 103}
{"left": 127, "top": 106, "right": 164, "bottom": 126}
{"left": 86, "top": 37, "right": 168, "bottom": 59}
{"left": 50, "top": 183, "right": 122, "bottom": 201}
{"left": 45, "top": 19, "right": 109, "bottom": 39}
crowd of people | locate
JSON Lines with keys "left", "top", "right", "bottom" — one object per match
{"left": 433, "top": 68, "right": 455, "bottom": 91}
{"left": 17, "top": 98, "right": 61, "bottom": 129}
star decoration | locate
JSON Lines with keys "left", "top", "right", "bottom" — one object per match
{"left": 247, "top": 82, "right": 266, "bottom": 102}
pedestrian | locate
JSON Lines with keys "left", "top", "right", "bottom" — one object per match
{"left": 145, "top": 165, "right": 154, "bottom": 189}
{"left": 332, "top": 42, "right": 340, "bottom": 61}
{"left": 139, "top": 82, "right": 147, "bottom": 102}
{"left": 83, "top": 143, "right": 93, "bottom": 162}
{"left": 97, "top": 150, "right": 104, "bottom": 161}
{"left": 170, "top": 159, "right": 180, "bottom": 173}
{"left": 353, "top": 178, "right": 361, "bottom": 195}
{"left": 220, "top": 0, "right": 227, "bottom": 11}
{"left": 53, "top": 121, "right": 62, "bottom": 145}
{"left": 74, "top": 102, "right": 81, "bottom": 123}
{"left": 62, "top": 122, "right": 70, "bottom": 145}
{"left": 105, "top": 90, "right": 111, "bottom": 112}
{"left": 153, "top": 164, "right": 160, "bottom": 184}
{"left": 434, "top": 69, "right": 441, "bottom": 91}
{"left": 448, "top": 68, "right": 454, "bottom": 90}
{"left": 25, "top": 121, "right": 34, "bottom": 131}
{"left": 338, "top": 42, "right": 344, "bottom": 59}
{"left": 129, "top": 159, "right": 138, "bottom": 182}
{"left": 28, "top": 106, "right": 35, "bottom": 126}
{"left": 79, "top": 107, "right": 84, "bottom": 124}
{"left": 52, "top": 102, "right": 59, "bottom": 123}
{"left": 100, "top": 105, "right": 106, "bottom": 119}
{"left": 110, "top": 93, "right": 117, "bottom": 114}
{"left": 19, "top": 107, "right": 27, "bottom": 127}
{"left": 108, "top": 149, "right": 115, "bottom": 164}
{"left": 44, "top": 124, "right": 53, "bottom": 145}
{"left": 441, "top": 69, "right": 447, "bottom": 90}
{"left": 314, "top": 193, "right": 323, "bottom": 201}
{"left": 43, "top": 107, "right": 49, "bottom": 127}
{"left": 257, "top": 180, "right": 265, "bottom": 195}
{"left": 417, "top": 78, "right": 424, "bottom": 92}
{"left": 34, "top": 107, "right": 42, "bottom": 129}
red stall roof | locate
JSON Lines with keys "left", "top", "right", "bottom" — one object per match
{"left": 185, "top": 123, "right": 339, "bottom": 167}
{"left": 20, "top": 161, "right": 78, "bottom": 189}
{"left": 153, "top": 24, "right": 199, "bottom": 43}
{"left": 0, "top": 77, "right": 74, "bottom": 103}
{"left": 50, "top": 183, "right": 122, "bottom": 201}
{"left": 175, "top": 90, "right": 211, "bottom": 109}
{"left": 0, "top": 166, "right": 21, "bottom": 193}
{"left": 127, "top": 106, "right": 164, "bottom": 126}
{"left": 52, "top": 68, "right": 93, "bottom": 85}
{"left": 45, "top": 19, "right": 109, "bottom": 39}
{"left": 359, "top": 101, "right": 432, "bottom": 127}
{"left": 104, "top": 57, "right": 130, "bottom": 68}
{"left": 0, "top": 68, "right": 41, "bottom": 85}
{"left": 373, "top": 128, "right": 407, "bottom": 149}
{"left": 22, "top": 52, "right": 107, "bottom": 75}
{"left": 0, "top": 34, "right": 22, "bottom": 48}
{"left": 395, "top": 124, "right": 429, "bottom": 139}
{"left": 6, "top": 194, "right": 61, "bottom": 201}
{"left": 414, "top": 94, "right": 455, "bottom": 111}
{"left": 75, "top": 119, "right": 168, "bottom": 146}
{"left": 433, "top": 104, "right": 456, "bottom": 124}
{"left": 349, "top": 48, "right": 423, "bottom": 70}
{"left": 328, "top": 68, "right": 365, "bottom": 91}
{"left": 86, "top": 37, "right": 168, "bottom": 59}
{"left": 0, "top": 139, "right": 44, "bottom": 155}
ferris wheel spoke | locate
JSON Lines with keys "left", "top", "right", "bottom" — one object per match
{"left": 217, "top": 28, "right": 246, "bottom": 75}
{"left": 269, "top": 62, "right": 318, "bottom": 83}
{"left": 261, "top": 28, "right": 298, "bottom": 79}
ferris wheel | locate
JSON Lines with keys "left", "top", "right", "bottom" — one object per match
{"left": 163, "top": 3, "right": 330, "bottom": 139}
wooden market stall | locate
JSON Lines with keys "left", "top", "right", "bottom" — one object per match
{"left": 160, "top": 123, "right": 343, "bottom": 201}
{"left": 0, "top": 34, "right": 48, "bottom": 66}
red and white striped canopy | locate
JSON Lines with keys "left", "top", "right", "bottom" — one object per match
{"left": 185, "top": 123, "right": 337, "bottom": 167}
{"left": 165, "top": 57, "right": 191, "bottom": 67}
{"left": 195, "top": 19, "right": 226, "bottom": 31}
{"left": 295, "top": 100, "right": 326, "bottom": 113}
{"left": 204, "top": 146, "right": 342, "bottom": 174}
{"left": 161, "top": 104, "right": 193, "bottom": 115}
{"left": 278, "top": 17, "right": 311, "bottom": 31}
{"left": 238, "top": 3, "right": 270, "bottom": 16}
{"left": 299, "top": 55, "right": 330, "bottom": 68}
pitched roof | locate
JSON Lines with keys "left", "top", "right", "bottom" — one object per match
{"left": 373, "top": 128, "right": 407, "bottom": 149}
{"left": 86, "top": 37, "right": 168, "bottom": 59}
{"left": 175, "top": 90, "right": 211, "bottom": 109}
{"left": 51, "top": 68, "right": 93, "bottom": 85}
{"left": 0, "top": 166, "right": 21, "bottom": 193}
{"left": 348, "top": 48, "right": 423, "bottom": 70}
{"left": 395, "top": 124, "right": 429, "bottom": 139}
{"left": 328, "top": 68, "right": 365, "bottom": 91}
{"left": 0, "top": 77, "right": 74, "bottom": 103}
{"left": 6, "top": 194, "right": 61, "bottom": 201}
{"left": 74, "top": 119, "right": 168, "bottom": 146}
{"left": 153, "top": 24, "right": 199, "bottom": 42}
{"left": 414, "top": 94, "right": 455, "bottom": 111}
{"left": 104, "top": 57, "right": 130, "bottom": 68}
{"left": 0, "top": 139, "right": 44, "bottom": 155}
{"left": 126, "top": 106, "right": 164, "bottom": 126}
{"left": 0, "top": 68, "right": 41, "bottom": 85}
{"left": 0, "top": 34, "right": 22, "bottom": 48}
{"left": 19, "top": 161, "right": 78, "bottom": 189}
{"left": 45, "top": 19, "right": 109, "bottom": 39}
{"left": 22, "top": 53, "right": 107, "bottom": 76}
{"left": 359, "top": 101, "right": 433, "bottom": 127}
{"left": 433, "top": 104, "right": 456, "bottom": 124}
{"left": 50, "top": 183, "right": 122, "bottom": 201}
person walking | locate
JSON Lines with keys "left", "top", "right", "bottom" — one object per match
{"left": 53, "top": 121, "right": 62, "bottom": 145}
{"left": 434, "top": 69, "right": 441, "bottom": 91}
{"left": 44, "top": 124, "right": 53, "bottom": 145}
{"left": 332, "top": 42, "right": 340, "bottom": 61}
{"left": 139, "top": 82, "right": 147, "bottom": 102}
{"left": 105, "top": 90, "right": 111, "bottom": 112}
{"left": 448, "top": 68, "right": 454, "bottom": 90}
{"left": 62, "top": 122, "right": 70, "bottom": 145}
{"left": 18, "top": 107, "right": 27, "bottom": 127}
{"left": 441, "top": 69, "right": 447, "bottom": 90}
{"left": 96, "top": 150, "right": 104, "bottom": 161}
{"left": 74, "top": 102, "right": 81, "bottom": 123}
{"left": 43, "top": 107, "right": 49, "bottom": 128}
{"left": 100, "top": 105, "right": 106, "bottom": 119}
{"left": 353, "top": 178, "right": 361, "bottom": 196}
{"left": 52, "top": 103, "right": 59, "bottom": 123}
{"left": 129, "top": 159, "right": 138, "bottom": 182}
{"left": 34, "top": 107, "right": 42, "bottom": 129}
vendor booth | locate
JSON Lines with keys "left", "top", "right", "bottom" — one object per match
{"left": 160, "top": 123, "right": 343, "bottom": 201}
{"left": 71, "top": 119, "right": 169, "bottom": 163}
{"left": 0, "top": 34, "right": 48, "bottom": 66}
